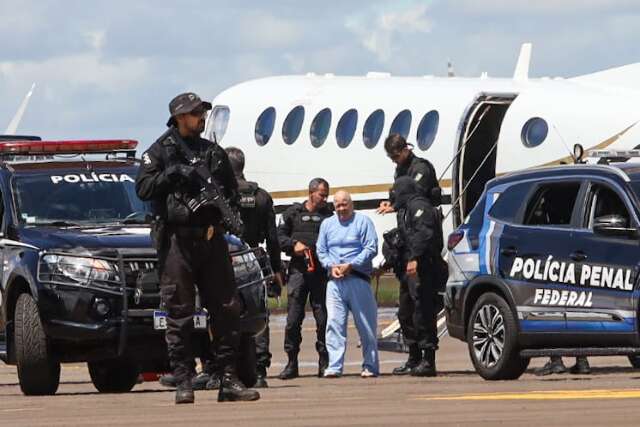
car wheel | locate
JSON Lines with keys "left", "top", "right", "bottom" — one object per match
{"left": 628, "top": 355, "right": 640, "bottom": 369}
{"left": 236, "top": 333, "right": 257, "bottom": 387}
{"left": 88, "top": 359, "right": 139, "bottom": 393}
{"left": 467, "top": 292, "right": 529, "bottom": 380}
{"left": 14, "top": 293, "right": 60, "bottom": 395}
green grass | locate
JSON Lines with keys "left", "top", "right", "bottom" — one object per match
{"left": 268, "top": 274, "right": 400, "bottom": 313}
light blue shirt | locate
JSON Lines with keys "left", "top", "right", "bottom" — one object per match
{"left": 316, "top": 212, "right": 378, "bottom": 277}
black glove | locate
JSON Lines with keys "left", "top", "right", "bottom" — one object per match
{"left": 267, "top": 281, "right": 282, "bottom": 298}
{"left": 166, "top": 164, "right": 198, "bottom": 182}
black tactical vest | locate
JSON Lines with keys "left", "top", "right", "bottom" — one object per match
{"left": 237, "top": 180, "right": 262, "bottom": 246}
{"left": 290, "top": 203, "right": 332, "bottom": 249}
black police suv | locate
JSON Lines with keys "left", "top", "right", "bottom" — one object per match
{"left": 445, "top": 160, "right": 640, "bottom": 380}
{"left": 0, "top": 139, "right": 268, "bottom": 395}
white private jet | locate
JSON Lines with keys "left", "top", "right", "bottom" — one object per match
{"left": 204, "top": 44, "right": 640, "bottom": 237}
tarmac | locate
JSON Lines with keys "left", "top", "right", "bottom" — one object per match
{"left": 2, "top": 309, "right": 640, "bottom": 426}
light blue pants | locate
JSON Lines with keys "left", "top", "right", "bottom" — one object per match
{"left": 325, "top": 275, "right": 379, "bottom": 375}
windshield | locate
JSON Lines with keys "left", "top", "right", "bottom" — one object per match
{"left": 13, "top": 169, "right": 151, "bottom": 226}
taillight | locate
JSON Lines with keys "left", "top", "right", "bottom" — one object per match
{"left": 447, "top": 230, "right": 464, "bottom": 250}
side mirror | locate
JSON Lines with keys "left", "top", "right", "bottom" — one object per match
{"left": 593, "top": 215, "right": 637, "bottom": 237}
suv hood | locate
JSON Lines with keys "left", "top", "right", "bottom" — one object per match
{"left": 18, "top": 225, "right": 152, "bottom": 251}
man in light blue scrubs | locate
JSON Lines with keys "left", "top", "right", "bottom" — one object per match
{"left": 316, "top": 191, "right": 379, "bottom": 377}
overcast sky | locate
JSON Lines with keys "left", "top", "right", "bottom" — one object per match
{"left": 1, "top": 0, "right": 639, "bottom": 151}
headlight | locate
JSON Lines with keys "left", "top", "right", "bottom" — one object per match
{"left": 39, "top": 254, "right": 120, "bottom": 285}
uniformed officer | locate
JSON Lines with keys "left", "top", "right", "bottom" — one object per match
{"left": 225, "top": 146, "right": 284, "bottom": 388}
{"left": 377, "top": 133, "right": 441, "bottom": 214}
{"left": 391, "top": 176, "right": 446, "bottom": 377}
{"left": 277, "top": 178, "right": 333, "bottom": 379}
{"left": 135, "top": 92, "right": 259, "bottom": 404}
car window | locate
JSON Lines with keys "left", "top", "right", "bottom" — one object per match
{"left": 587, "top": 184, "right": 630, "bottom": 229}
{"left": 523, "top": 182, "right": 580, "bottom": 227}
{"left": 488, "top": 182, "right": 532, "bottom": 223}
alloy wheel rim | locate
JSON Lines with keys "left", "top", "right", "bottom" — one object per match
{"left": 472, "top": 304, "right": 505, "bottom": 368}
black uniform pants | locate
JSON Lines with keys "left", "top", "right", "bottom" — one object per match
{"left": 255, "top": 319, "right": 271, "bottom": 370}
{"left": 158, "top": 229, "right": 240, "bottom": 384}
{"left": 284, "top": 267, "right": 328, "bottom": 359}
{"left": 396, "top": 258, "right": 442, "bottom": 350}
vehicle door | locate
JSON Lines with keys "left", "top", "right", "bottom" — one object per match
{"left": 566, "top": 179, "right": 639, "bottom": 340}
{"left": 495, "top": 179, "right": 585, "bottom": 334}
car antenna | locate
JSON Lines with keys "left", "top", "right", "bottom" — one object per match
{"left": 552, "top": 124, "right": 578, "bottom": 163}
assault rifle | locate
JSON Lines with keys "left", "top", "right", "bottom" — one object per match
{"left": 170, "top": 132, "right": 244, "bottom": 236}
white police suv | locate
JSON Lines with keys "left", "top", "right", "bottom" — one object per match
{"left": 445, "top": 152, "right": 640, "bottom": 380}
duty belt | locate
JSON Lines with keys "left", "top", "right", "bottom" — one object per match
{"left": 168, "top": 225, "right": 223, "bottom": 240}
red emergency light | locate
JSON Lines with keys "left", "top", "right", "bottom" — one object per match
{"left": 0, "top": 139, "right": 138, "bottom": 155}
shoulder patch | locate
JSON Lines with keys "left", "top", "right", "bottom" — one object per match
{"left": 415, "top": 209, "right": 424, "bottom": 218}
{"left": 414, "top": 173, "right": 423, "bottom": 182}
{"left": 142, "top": 152, "right": 151, "bottom": 165}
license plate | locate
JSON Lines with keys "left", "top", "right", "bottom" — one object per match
{"left": 153, "top": 310, "right": 208, "bottom": 330}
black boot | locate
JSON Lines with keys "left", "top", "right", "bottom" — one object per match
{"left": 318, "top": 353, "right": 329, "bottom": 378}
{"left": 192, "top": 372, "right": 211, "bottom": 391}
{"left": 411, "top": 349, "right": 437, "bottom": 377}
{"left": 569, "top": 357, "right": 591, "bottom": 375}
{"left": 175, "top": 380, "right": 194, "bottom": 404}
{"left": 278, "top": 354, "right": 299, "bottom": 380}
{"left": 534, "top": 356, "right": 567, "bottom": 376}
{"left": 218, "top": 372, "right": 260, "bottom": 402}
{"left": 159, "top": 373, "right": 177, "bottom": 388}
{"left": 205, "top": 372, "right": 221, "bottom": 390}
{"left": 254, "top": 367, "right": 269, "bottom": 388}
{"left": 393, "top": 345, "right": 421, "bottom": 375}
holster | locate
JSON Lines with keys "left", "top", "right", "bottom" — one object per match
{"left": 150, "top": 218, "right": 166, "bottom": 252}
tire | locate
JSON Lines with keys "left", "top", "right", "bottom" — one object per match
{"left": 14, "top": 293, "right": 60, "bottom": 395}
{"left": 466, "top": 292, "right": 529, "bottom": 380}
{"left": 88, "top": 359, "right": 139, "bottom": 393}
{"left": 628, "top": 355, "right": 640, "bottom": 369}
{"left": 236, "top": 334, "right": 257, "bottom": 388}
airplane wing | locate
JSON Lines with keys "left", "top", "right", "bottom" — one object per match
{"left": 5, "top": 83, "right": 36, "bottom": 135}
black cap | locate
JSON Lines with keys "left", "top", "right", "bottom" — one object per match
{"left": 166, "top": 92, "right": 212, "bottom": 127}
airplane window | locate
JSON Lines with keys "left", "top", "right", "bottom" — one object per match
{"left": 363, "top": 109, "right": 385, "bottom": 149}
{"left": 417, "top": 110, "right": 439, "bottom": 150}
{"left": 207, "top": 105, "right": 230, "bottom": 143}
{"left": 521, "top": 117, "right": 548, "bottom": 148}
{"left": 283, "top": 106, "right": 305, "bottom": 145}
{"left": 310, "top": 108, "right": 332, "bottom": 148}
{"left": 390, "top": 110, "right": 412, "bottom": 139}
{"left": 255, "top": 107, "right": 276, "bottom": 146}
{"left": 336, "top": 109, "right": 358, "bottom": 148}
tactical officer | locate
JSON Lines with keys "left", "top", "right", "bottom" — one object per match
{"left": 277, "top": 178, "right": 333, "bottom": 379}
{"left": 391, "top": 176, "right": 446, "bottom": 377}
{"left": 135, "top": 92, "right": 259, "bottom": 404}
{"left": 225, "top": 146, "right": 284, "bottom": 388}
{"left": 377, "top": 133, "right": 441, "bottom": 214}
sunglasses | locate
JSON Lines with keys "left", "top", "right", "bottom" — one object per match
{"left": 189, "top": 109, "right": 208, "bottom": 117}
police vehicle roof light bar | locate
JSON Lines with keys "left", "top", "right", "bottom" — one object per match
{"left": 588, "top": 149, "right": 640, "bottom": 159}
{"left": 0, "top": 139, "right": 138, "bottom": 156}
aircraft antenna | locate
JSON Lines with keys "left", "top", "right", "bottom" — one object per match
{"left": 5, "top": 83, "right": 36, "bottom": 135}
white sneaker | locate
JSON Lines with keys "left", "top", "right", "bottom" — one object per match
{"left": 361, "top": 368, "right": 377, "bottom": 378}
{"left": 323, "top": 371, "right": 342, "bottom": 378}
